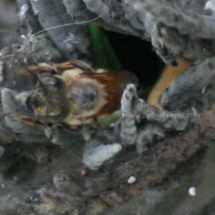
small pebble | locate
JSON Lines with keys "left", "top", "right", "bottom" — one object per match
{"left": 188, "top": 187, "right": 196, "bottom": 196}
{"left": 127, "top": 176, "right": 136, "bottom": 184}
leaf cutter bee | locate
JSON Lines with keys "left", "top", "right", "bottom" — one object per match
{"left": 13, "top": 60, "right": 139, "bottom": 130}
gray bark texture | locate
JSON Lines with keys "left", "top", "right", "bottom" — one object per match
{"left": 0, "top": 0, "right": 215, "bottom": 214}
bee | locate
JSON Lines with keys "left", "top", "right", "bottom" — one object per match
{"left": 13, "top": 60, "right": 138, "bottom": 130}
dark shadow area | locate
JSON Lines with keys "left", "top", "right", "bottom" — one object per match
{"left": 105, "top": 30, "right": 165, "bottom": 88}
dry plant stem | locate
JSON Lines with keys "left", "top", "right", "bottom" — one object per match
{"left": 124, "top": 0, "right": 213, "bottom": 62}
{"left": 82, "top": 0, "right": 144, "bottom": 37}
{"left": 30, "top": 0, "right": 90, "bottom": 60}
{"left": 12, "top": 0, "right": 65, "bottom": 64}
{"left": 14, "top": 0, "right": 214, "bottom": 66}
{"left": 122, "top": 0, "right": 155, "bottom": 39}
{"left": 135, "top": 0, "right": 215, "bottom": 39}
{"left": 63, "top": 0, "right": 95, "bottom": 20}
{"left": 151, "top": 23, "right": 215, "bottom": 63}
{"left": 63, "top": 0, "right": 131, "bottom": 38}
{"left": 120, "top": 84, "right": 137, "bottom": 145}
{"left": 64, "top": 0, "right": 149, "bottom": 38}
{"left": 171, "top": 0, "right": 206, "bottom": 11}
{"left": 120, "top": 85, "right": 188, "bottom": 142}
{"left": 129, "top": 0, "right": 207, "bottom": 11}
{"left": 160, "top": 57, "right": 215, "bottom": 109}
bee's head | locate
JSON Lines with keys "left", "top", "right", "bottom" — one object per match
{"left": 26, "top": 76, "right": 69, "bottom": 123}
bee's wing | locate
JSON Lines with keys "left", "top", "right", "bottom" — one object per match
{"left": 8, "top": 115, "right": 47, "bottom": 130}
{"left": 51, "top": 61, "right": 94, "bottom": 72}
{"left": 16, "top": 61, "right": 94, "bottom": 76}
{"left": 65, "top": 60, "right": 94, "bottom": 73}
{"left": 16, "top": 64, "right": 55, "bottom": 75}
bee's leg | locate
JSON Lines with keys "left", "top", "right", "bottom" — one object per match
{"left": 48, "top": 126, "right": 83, "bottom": 145}
{"left": 16, "top": 64, "right": 57, "bottom": 76}
{"left": 42, "top": 122, "right": 84, "bottom": 145}
{"left": 91, "top": 116, "right": 100, "bottom": 127}
{"left": 80, "top": 117, "right": 106, "bottom": 141}
{"left": 81, "top": 124, "right": 97, "bottom": 141}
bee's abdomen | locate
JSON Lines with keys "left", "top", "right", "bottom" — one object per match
{"left": 68, "top": 79, "right": 107, "bottom": 118}
{"left": 70, "top": 82, "right": 99, "bottom": 111}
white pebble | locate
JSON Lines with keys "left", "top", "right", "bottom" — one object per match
{"left": 82, "top": 141, "right": 122, "bottom": 170}
{"left": 205, "top": 1, "right": 215, "bottom": 15}
{"left": 127, "top": 176, "right": 136, "bottom": 184}
{"left": 188, "top": 187, "right": 196, "bottom": 196}
{"left": 19, "top": 3, "right": 29, "bottom": 20}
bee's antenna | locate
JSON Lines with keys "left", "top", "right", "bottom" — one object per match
{"left": 25, "top": 68, "right": 47, "bottom": 94}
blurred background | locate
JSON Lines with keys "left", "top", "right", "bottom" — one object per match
{"left": 0, "top": 0, "right": 18, "bottom": 47}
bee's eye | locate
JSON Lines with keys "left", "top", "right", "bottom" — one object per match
{"left": 26, "top": 92, "right": 45, "bottom": 111}
{"left": 26, "top": 95, "right": 35, "bottom": 111}
{"left": 32, "top": 97, "right": 40, "bottom": 107}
